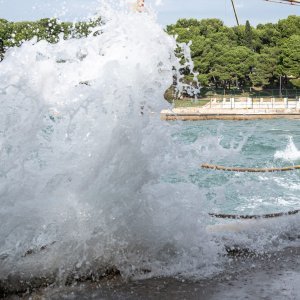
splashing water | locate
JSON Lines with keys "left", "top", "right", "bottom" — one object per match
{"left": 0, "top": 1, "right": 219, "bottom": 285}
{"left": 0, "top": 1, "right": 299, "bottom": 291}
{"left": 274, "top": 136, "right": 300, "bottom": 161}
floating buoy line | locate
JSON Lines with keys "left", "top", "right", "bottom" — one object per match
{"left": 209, "top": 209, "right": 300, "bottom": 220}
{"left": 201, "top": 163, "right": 300, "bottom": 173}
{"left": 201, "top": 163, "right": 300, "bottom": 219}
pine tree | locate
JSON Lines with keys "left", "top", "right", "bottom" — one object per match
{"left": 244, "top": 20, "right": 253, "bottom": 50}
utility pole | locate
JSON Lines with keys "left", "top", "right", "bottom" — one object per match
{"left": 0, "top": 39, "right": 4, "bottom": 61}
{"left": 279, "top": 75, "right": 282, "bottom": 98}
{"left": 231, "top": 0, "right": 240, "bottom": 26}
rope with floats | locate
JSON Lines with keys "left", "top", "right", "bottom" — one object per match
{"left": 201, "top": 163, "right": 300, "bottom": 173}
{"left": 209, "top": 209, "right": 300, "bottom": 219}
{"left": 202, "top": 163, "right": 300, "bottom": 218}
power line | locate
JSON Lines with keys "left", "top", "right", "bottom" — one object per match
{"left": 264, "top": 0, "right": 300, "bottom": 5}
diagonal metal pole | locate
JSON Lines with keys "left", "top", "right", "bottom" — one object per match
{"left": 231, "top": 0, "right": 240, "bottom": 26}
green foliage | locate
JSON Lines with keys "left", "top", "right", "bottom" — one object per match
{"left": 244, "top": 20, "right": 253, "bottom": 49}
{"left": 277, "top": 15, "right": 300, "bottom": 38}
{"left": 250, "top": 47, "right": 281, "bottom": 87}
{"left": 290, "top": 79, "right": 300, "bottom": 88}
{"left": 0, "top": 17, "right": 101, "bottom": 49}
{"left": 167, "top": 15, "right": 300, "bottom": 89}
{"left": 280, "top": 34, "right": 300, "bottom": 78}
{"left": 212, "top": 46, "right": 254, "bottom": 88}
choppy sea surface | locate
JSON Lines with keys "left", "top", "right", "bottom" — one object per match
{"left": 170, "top": 120, "right": 300, "bottom": 216}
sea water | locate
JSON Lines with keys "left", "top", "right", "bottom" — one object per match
{"left": 0, "top": 0, "right": 299, "bottom": 291}
{"left": 176, "top": 120, "right": 300, "bottom": 215}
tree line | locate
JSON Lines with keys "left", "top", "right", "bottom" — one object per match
{"left": 0, "top": 16, "right": 299, "bottom": 90}
{"left": 0, "top": 17, "right": 101, "bottom": 60}
{"left": 167, "top": 16, "right": 300, "bottom": 90}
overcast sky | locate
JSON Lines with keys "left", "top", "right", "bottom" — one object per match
{"left": 0, "top": 0, "right": 299, "bottom": 27}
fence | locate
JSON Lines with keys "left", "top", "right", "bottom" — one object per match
{"left": 203, "top": 97, "right": 300, "bottom": 110}
{"left": 199, "top": 88, "right": 300, "bottom": 99}
{"left": 175, "top": 89, "right": 300, "bottom": 109}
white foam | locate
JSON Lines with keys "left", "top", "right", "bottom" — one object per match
{"left": 274, "top": 136, "right": 300, "bottom": 161}
{"left": 0, "top": 2, "right": 221, "bottom": 281}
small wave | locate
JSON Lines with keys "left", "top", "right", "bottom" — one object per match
{"left": 274, "top": 136, "right": 300, "bottom": 161}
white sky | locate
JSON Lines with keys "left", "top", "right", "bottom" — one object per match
{"left": 0, "top": 0, "right": 299, "bottom": 26}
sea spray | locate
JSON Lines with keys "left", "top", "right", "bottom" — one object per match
{"left": 174, "top": 41, "right": 200, "bottom": 99}
{"left": 0, "top": 1, "right": 220, "bottom": 287}
{"left": 274, "top": 136, "right": 300, "bottom": 161}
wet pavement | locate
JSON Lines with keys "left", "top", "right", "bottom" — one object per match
{"left": 10, "top": 246, "right": 299, "bottom": 300}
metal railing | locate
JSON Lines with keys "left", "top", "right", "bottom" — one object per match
{"left": 207, "top": 97, "right": 300, "bottom": 110}
{"left": 200, "top": 88, "right": 300, "bottom": 99}
{"left": 174, "top": 95, "right": 300, "bottom": 110}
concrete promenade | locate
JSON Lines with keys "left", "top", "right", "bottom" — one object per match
{"left": 161, "top": 98, "right": 300, "bottom": 120}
